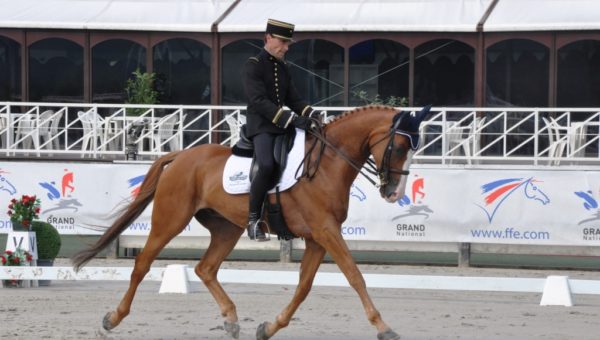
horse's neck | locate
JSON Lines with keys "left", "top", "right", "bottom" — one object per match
{"left": 326, "top": 110, "right": 390, "bottom": 163}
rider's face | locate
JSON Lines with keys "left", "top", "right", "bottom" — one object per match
{"left": 265, "top": 34, "right": 291, "bottom": 60}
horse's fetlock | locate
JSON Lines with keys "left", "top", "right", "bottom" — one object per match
{"left": 276, "top": 314, "right": 290, "bottom": 328}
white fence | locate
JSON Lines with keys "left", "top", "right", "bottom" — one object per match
{"left": 1, "top": 102, "right": 600, "bottom": 166}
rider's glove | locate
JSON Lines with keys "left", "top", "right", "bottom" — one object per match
{"left": 293, "top": 115, "right": 311, "bottom": 130}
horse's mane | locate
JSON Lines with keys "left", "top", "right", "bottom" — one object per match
{"left": 325, "top": 104, "right": 397, "bottom": 126}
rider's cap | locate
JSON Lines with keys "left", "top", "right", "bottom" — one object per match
{"left": 266, "top": 19, "right": 295, "bottom": 41}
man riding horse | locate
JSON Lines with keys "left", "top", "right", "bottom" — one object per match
{"left": 243, "top": 19, "right": 318, "bottom": 241}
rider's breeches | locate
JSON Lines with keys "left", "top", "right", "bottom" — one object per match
{"left": 249, "top": 133, "right": 276, "bottom": 216}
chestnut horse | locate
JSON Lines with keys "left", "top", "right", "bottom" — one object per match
{"left": 72, "top": 105, "right": 430, "bottom": 340}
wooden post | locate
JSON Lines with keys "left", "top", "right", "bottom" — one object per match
{"left": 279, "top": 239, "right": 292, "bottom": 263}
{"left": 458, "top": 242, "right": 471, "bottom": 267}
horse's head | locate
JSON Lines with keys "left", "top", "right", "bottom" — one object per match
{"left": 524, "top": 178, "right": 550, "bottom": 205}
{"left": 369, "top": 105, "right": 430, "bottom": 202}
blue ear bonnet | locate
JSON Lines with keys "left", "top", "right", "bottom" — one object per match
{"left": 392, "top": 105, "right": 431, "bottom": 150}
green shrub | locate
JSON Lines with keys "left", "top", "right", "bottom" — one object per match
{"left": 31, "top": 221, "right": 62, "bottom": 260}
{"left": 125, "top": 68, "right": 160, "bottom": 116}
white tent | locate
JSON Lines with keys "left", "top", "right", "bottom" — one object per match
{"left": 0, "top": 0, "right": 599, "bottom": 33}
{"left": 485, "top": 0, "right": 600, "bottom": 31}
{"left": 219, "top": 0, "right": 494, "bottom": 33}
{"left": 0, "top": 0, "right": 235, "bottom": 32}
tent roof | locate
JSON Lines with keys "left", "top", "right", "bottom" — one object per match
{"left": 0, "top": 0, "right": 235, "bottom": 32}
{"left": 0, "top": 0, "right": 598, "bottom": 33}
{"left": 219, "top": 0, "right": 494, "bottom": 33}
{"left": 485, "top": 0, "right": 600, "bottom": 31}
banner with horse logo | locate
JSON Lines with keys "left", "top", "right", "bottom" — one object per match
{"left": 1, "top": 162, "right": 599, "bottom": 246}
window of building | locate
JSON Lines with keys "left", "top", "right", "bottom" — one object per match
{"left": 221, "top": 39, "right": 262, "bottom": 105}
{"left": 29, "top": 38, "right": 83, "bottom": 102}
{"left": 349, "top": 39, "right": 408, "bottom": 106}
{"left": 153, "top": 38, "right": 211, "bottom": 105}
{"left": 415, "top": 39, "right": 474, "bottom": 107}
{"left": 0, "top": 37, "right": 21, "bottom": 101}
{"left": 92, "top": 39, "right": 146, "bottom": 103}
{"left": 557, "top": 40, "right": 600, "bottom": 107}
{"left": 287, "top": 39, "right": 344, "bottom": 107}
{"left": 486, "top": 39, "right": 549, "bottom": 107}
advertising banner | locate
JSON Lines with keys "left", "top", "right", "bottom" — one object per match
{"left": 1, "top": 162, "right": 599, "bottom": 246}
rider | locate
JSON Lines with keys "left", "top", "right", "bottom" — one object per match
{"left": 243, "top": 18, "right": 318, "bottom": 241}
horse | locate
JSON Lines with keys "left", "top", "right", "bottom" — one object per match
{"left": 72, "top": 104, "right": 430, "bottom": 340}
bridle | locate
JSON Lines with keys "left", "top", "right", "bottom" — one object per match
{"left": 296, "top": 112, "right": 416, "bottom": 189}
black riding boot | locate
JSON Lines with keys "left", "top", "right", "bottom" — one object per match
{"left": 247, "top": 211, "right": 267, "bottom": 241}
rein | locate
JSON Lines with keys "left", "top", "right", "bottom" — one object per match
{"left": 295, "top": 116, "right": 410, "bottom": 188}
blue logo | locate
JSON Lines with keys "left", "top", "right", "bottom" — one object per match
{"left": 0, "top": 170, "right": 17, "bottom": 195}
{"left": 575, "top": 190, "right": 600, "bottom": 225}
{"left": 476, "top": 177, "right": 549, "bottom": 223}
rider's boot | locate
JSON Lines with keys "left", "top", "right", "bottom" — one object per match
{"left": 246, "top": 212, "right": 268, "bottom": 241}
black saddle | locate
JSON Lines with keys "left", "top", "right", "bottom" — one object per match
{"left": 232, "top": 125, "right": 296, "bottom": 184}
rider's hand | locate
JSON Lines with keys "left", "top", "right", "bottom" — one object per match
{"left": 293, "top": 115, "right": 311, "bottom": 130}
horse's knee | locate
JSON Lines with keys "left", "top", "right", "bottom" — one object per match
{"left": 195, "top": 263, "right": 216, "bottom": 284}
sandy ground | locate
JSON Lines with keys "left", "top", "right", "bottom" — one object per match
{"left": 1, "top": 259, "right": 600, "bottom": 340}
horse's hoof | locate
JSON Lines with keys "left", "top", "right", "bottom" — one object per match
{"left": 377, "top": 328, "right": 400, "bottom": 340}
{"left": 102, "top": 312, "right": 115, "bottom": 331}
{"left": 224, "top": 320, "right": 240, "bottom": 339}
{"left": 256, "top": 321, "right": 271, "bottom": 340}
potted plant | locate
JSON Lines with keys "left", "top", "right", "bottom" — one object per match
{"left": 125, "top": 68, "right": 160, "bottom": 116}
{"left": 31, "top": 221, "right": 62, "bottom": 286}
{"left": 7, "top": 194, "right": 41, "bottom": 231}
{"left": 0, "top": 248, "right": 33, "bottom": 287}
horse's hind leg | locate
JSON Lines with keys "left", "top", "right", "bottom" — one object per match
{"left": 194, "top": 211, "right": 244, "bottom": 339}
{"left": 103, "top": 205, "right": 192, "bottom": 330}
{"left": 257, "top": 239, "right": 326, "bottom": 339}
{"left": 313, "top": 225, "right": 400, "bottom": 340}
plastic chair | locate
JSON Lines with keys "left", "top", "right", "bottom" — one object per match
{"left": 542, "top": 117, "right": 568, "bottom": 165}
{"left": 151, "top": 113, "right": 186, "bottom": 151}
{"left": 78, "top": 110, "right": 108, "bottom": 155}
{"left": 225, "top": 114, "right": 246, "bottom": 146}
{"left": 37, "top": 110, "right": 63, "bottom": 150}
{"left": 447, "top": 116, "right": 487, "bottom": 164}
{"left": 14, "top": 113, "right": 39, "bottom": 150}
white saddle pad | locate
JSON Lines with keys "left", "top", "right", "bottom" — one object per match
{"left": 223, "top": 129, "right": 305, "bottom": 194}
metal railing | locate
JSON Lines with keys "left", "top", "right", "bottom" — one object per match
{"left": 1, "top": 102, "right": 599, "bottom": 167}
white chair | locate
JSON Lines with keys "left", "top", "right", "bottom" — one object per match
{"left": 151, "top": 113, "right": 187, "bottom": 152}
{"left": 78, "top": 110, "right": 108, "bottom": 155}
{"left": 447, "top": 116, "right": 487, "bottom": 164}
{"left": 14, "top": 113, "right": 39, "bottom": 151}
{"left": 37, "top": 110, "right": 62, "bottom": 150}
{"left": 225, "top": 114, "right": 246, "bottom": 146}
{"left": 542, "top": 117, "right": 568, "bottom": 165}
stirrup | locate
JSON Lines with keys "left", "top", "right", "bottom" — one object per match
{"left": 248, "top": 220, "right": 270, "bottom": 242}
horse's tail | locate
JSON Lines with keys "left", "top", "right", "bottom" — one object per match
{"left": 71, "top": 151, "right": 182, "bottom": 271}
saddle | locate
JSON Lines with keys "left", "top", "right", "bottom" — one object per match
{"left": 231, "top": 125, "right": 297, "bottom": 240}
{"left": 232, "top": 125, "right": 296, "bottom": 185}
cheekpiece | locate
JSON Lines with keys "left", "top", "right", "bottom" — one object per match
{"left": 266, "top": 19, "right": 295, "bottom": 41}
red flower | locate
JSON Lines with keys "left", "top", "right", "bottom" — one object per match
{"left": 22, "top": 220, "right": 30, "bottom": 226}
{"left": 10, "top": 198, "right": 17, "bottom": 203}
{"left": 34, "top": 207, "right": 41, "bottom": 213}
{"left": 1, "top": 256, "right": 6, "bottom": 265}
{"left": 13, "top": 257, "right": 20, "bottom": 264}
{"left": 7, "top": 211, "right": 12, "bottom": 215}
{"left": 5, "top": 250, "right": 12, "bottom": 255}
{"left": 26, "top": 254, "right": 33, "bottom": 262}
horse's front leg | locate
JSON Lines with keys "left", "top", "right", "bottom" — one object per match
{"left": 312, "top": 224, "right": 400, "bottom": 340}
{"left": 257, "top": 238, "right": 326, "bottom": 340}
{"left": 194, "top": 214, "right": 244, "bottom": 339}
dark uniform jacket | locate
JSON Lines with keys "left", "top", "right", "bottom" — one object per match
{"left": 244, "top": 49, "right": 311, "bottom": 137}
